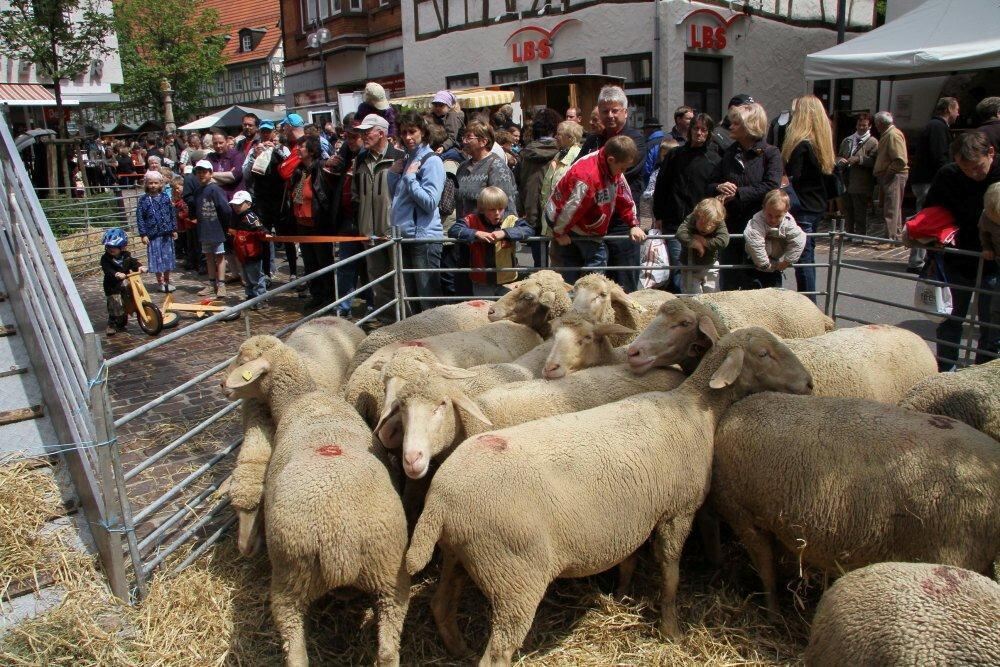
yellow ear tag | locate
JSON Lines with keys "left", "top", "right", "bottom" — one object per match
{"left": 242, "top": 370, "right": 253, "bottom": 381}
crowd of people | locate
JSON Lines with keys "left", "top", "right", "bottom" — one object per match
{"left": 97, "top": 82, "right": 1000, "bottom": 371}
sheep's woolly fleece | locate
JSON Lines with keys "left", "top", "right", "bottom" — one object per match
{"left": 1, "top": 458, "right": 815, "bottom": 665}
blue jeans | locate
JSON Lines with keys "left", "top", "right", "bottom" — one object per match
{"left": 242, "top": 259, "right": 267, "bottom": 299}
{"left": 604, "top": 221, "right": 640, "bottom": 292}
{"left": 665, "top": 237, "right": 683, "bottom": 292}
{"left": 555, "top": 236, "right": 608, "bottom": 284}
{"left": 403, "top": 242, "right": 442, "bottom": 315}
{"left": 795, "top": 212, "right": 821, "bottom": 303}
{"left": 335, "top": 241, "right": 372, "bottom": 315}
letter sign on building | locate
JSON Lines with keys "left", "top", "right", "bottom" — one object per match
{"left": 505, "top": 19, "right": 579, "bottom": 64}
{"left": 678, "top": 8, "right": 746, "bottom": 52}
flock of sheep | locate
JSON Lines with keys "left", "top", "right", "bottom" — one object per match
{"left": 217, "top": 270, "right": 1000, "bottom": 667}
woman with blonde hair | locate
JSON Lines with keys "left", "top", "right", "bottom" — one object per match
{"left": 781, "top": 94, "right": 835, "bottom": 301}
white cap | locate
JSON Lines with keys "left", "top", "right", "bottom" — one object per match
{"left": 356, "top": 114, "right": 390, "bottom": 133}
{"left": 194, "top": 159, "right": 213, "bottom": 171}
{"left": 229, "top": 190, "right": 252, "bottom": 205}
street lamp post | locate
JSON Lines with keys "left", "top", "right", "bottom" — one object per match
{"left": 159, "top": 78, "right": 177, "bottom": 133}
{"left": 306, "top": 25, "right": 332, "bottom": 104}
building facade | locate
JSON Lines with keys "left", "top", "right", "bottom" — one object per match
{"left": 200, "top": 0, "right": 286, "bottom": 112}
{"left": 0, "top": 0, "right": 123, "bottom": 132}
{"left": 280, "top": 0, "right": 404, "bottom": 127}
{"left": 402, "top": 0, "right": 878, "bottom": 126}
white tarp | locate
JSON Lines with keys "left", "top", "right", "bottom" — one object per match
{"left": 178, "top": 105, "right": 285, "bottom": 131}
{"left": 804, "top": 0, "right": 1000, "bottom": 80}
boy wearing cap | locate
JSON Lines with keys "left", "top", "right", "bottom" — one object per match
{"left": 356, "top": 82, "right": 397, "bottom": 136}
{"left": 192, "top": 160, "right": 233, "bottom": 297}
{"left": 229, "top": 191, "right": 268, "bottom": 307}
{"left": 430, "top": 90, "right": 466, "bottom": 156}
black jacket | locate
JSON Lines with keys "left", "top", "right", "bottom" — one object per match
{"left": 785, "top": 140, "right": 827, "bottom": 215}
{"left": 912, "top": 116, "right": 952, "bottom": 184}
{"left": 579, "top": 126, "right": 648, "bottom": 206}
{"left": 980, "top": 118, "right": 1000, "bottom": 154}
{"left": 924, "top": 158, "right": 1000, "bottom": 252}
{"left": 101, "top": 250, "right": 140, "bottom": 296}
{"left": 652, "top": 142, "right": 722, "bottom": 233}
{"left": 291, "top": 161, "right": 337, "bottom": 233}
{"left": 709, "top": 139, "right": 784, "bottom": 233}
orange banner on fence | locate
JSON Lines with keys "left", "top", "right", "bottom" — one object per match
{"left": 265, "top": 235, "right": 382, "bottom": 243}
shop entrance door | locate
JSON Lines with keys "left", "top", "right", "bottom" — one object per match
{"left": 684, "top": 56, "right": 723, "bottom": 122}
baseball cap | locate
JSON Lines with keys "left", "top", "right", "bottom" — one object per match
{"left": 193, "top": 159, "right": 213, "bottom": 171}
{"left": 280, "top": 113, "right": 305, "bottom": 128}
{"left": 356, "top": 114, "right": 390, "bottom": 133}
{"left": 728, "top": 94, "right": 755, "bottom": 108}
{"left": 229, "top": 190, "right": 253, "bottom": 206}
{"left": 364, "top": 82, "right": 390, "bottom": 111}
{"left": 432, "top": 90, "right": 456, "bottom": 107}
{"left": 259, "top": 120, "right": 275, "bottom": 131}
{"left": 642, "top": 116, "right": 662, "bottom": 129}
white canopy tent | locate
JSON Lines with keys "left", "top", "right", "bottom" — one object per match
{"left": 804, "top": 0, "right": 1000, "bottom": 81}
{"left": 178, "top": 105, "right": 285, "bottom": 131}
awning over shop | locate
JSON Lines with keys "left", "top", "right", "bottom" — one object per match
{"left": 178, "top": 104, "right": 285, "bottom": 131}
{"left": 0, "top": 84, "right": 79, "bottom": 107}
{"left": 804, "top": 0, "right": 1000, "bottom": 80}
{"left": 391, "top": 88, "right": 515, "bottom": 111}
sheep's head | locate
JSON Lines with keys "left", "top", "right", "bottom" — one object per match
{"left": 371, "top": 346, "right": 475, "bottom": 449}
{"left": 572, "top": 274, "right": 641, "bottom": 325}
{"left": 488, "top": 270, "right": 573, "bottom": 337}
{"left": 222, "top": 335, "right": 284, "bottom": 400}
{"left": 701, "top": 327, "right": 813, "bottom": 399}
{"left": 626, "top": 298, "right": 726, "bottom": 375}
{"left": 544, "top": 312, "right": 633, "bottom": 379}
{"left": 376, "top": 377, "right": 490, "bottom": 480}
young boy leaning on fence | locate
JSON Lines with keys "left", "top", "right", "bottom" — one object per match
{"left": 448, "top": 186, "right": 534, "bottom": 297}
{"left": 675, "top": 197, "right": 729, "bottom": 294}
{"left": 743, "top": 188, "right": 806, "bottom": 290}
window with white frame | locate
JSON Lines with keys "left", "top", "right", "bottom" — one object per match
{"left": 241, "top": 33, "right": 252, "bottom": 52}
{"left": 250, "top": 65, "right": 263, "bottom": 90}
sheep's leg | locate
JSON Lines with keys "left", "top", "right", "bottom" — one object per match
{"left": 431, "top": 550, "right": 473, "bottom": 657}
{"left": 653, "top": 512, "right": 696, "bottom": 640}
{"left": 732, "top": 519, "right": 780, "bottom": 621}
{"left": 271, "top": 570, "right": 311, "bottom": 667}
{"left": 614, "top": 552, "right": 639, "bottom": 597}
{"left": 374, "top": 564, "right": 410, "bottom": 667}
{"left": 696, "top": 506, "right": 723, "bottom": 567}
{"left": 477, "top": 577, "right": 548, "bottom": 667}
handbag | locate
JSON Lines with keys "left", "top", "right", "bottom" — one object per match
{"left": 823, "top": 167, "right": 847, "bottom": 201}
{"left": 913, "top": 252, "right": 953, "bottom": 322}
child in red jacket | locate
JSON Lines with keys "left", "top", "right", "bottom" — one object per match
{"left": 544, "top": 134, "right": 645, "bottom": 282}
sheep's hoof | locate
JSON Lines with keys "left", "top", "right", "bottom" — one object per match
{"left": 657, "top": 619, "right": 682, "bottom": 642}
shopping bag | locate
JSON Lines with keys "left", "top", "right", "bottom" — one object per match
{"left": 639, "top": 233, "right": 670, "bottom": 288}
{"left": 251, "top": 147, "right": 274, "bottom": 175}
{"left": 912, "top": 253, "right": 953, "bottom": 322}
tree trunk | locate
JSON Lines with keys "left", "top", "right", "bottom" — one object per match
{"left": 51, "top": 32, "right": 69, "bottom": 195}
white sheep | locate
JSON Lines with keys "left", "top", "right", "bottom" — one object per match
{"left": 571, "top": 273, "right": 673, "bottom": 346}
{"left": 224, "top": 318, "right": 366, "bottom": 556}
{"left": 486, "top": 269, "right": 574, "bottom": 338}
{"left": 224, "top": 341, "right": 409, "bottom": 667}
{"left": 542, "top": 311, "right": 632, "bottom": 379}
{"left": 347, "top": 299, "right": 494, "bottom": 375}
{"left": 712, "top": 394, "right": 1000, "bottom": 620}
{"left": 405, "top": 327, "right": 813, "bottom": 665}
{"left": 627, "top": 298, "right": 936, "bottom": 402}
{"left": 344, "top": 320, "right": 544, "bottom": 425}
{"left": 805, "top": 562, "right": 1000, "bottom": 666}
{"left": 898, "top": 358, "right": 1000, "bottom": 441}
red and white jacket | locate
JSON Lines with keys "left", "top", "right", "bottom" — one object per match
{"left": 544, "top": 147, "right": 638, "bottom": 238}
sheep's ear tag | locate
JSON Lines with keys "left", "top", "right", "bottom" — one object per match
{"left": 241, "top": 370, "right": 254, "bottom": 381}
{"left": 709, "top": 348, "right": 744, "bottom": 389}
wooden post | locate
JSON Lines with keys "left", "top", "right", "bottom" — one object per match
{"left": 83, "top": 336, "right": 131, "bottom": 601}
{"left": 46, "top": 141, "right": 58, "bottom": 193}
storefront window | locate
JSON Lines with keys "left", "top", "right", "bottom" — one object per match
{"left": 684, "top": 55, "right": 723, "bottom": 123}
{"left": 602, "top": 53, "right": 652, "bottom": 128}
{"left": 445, "top": 73, "right": 479, "bottom": 89}
{"left": 491, "top": 67, "right": 528, "bottom": 85}
{"left": 542, "top": 60, "right": 586, "bottom": 78}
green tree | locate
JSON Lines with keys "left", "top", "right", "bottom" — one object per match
{"left": 0, "top": 0, "right": 116, "bottom": 138}
{"left": 112, "top": 0, "right": 226, "bottom": 122}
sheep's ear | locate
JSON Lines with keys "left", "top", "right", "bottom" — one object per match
{"left": 374, "top": 402, "right": 401, "bottom": 448}
{"left": 709, "top": 348, "right": 745, "bottom": 389}
{"left": 452, "top": 392, "right": 493, "bottom": 426}
{"left": 224, "top": 357, "right": 270, "bottom": 389}
{"left": 382, "top": 376, "right": 406, "bottom": 411}
{"left": 503, "top": 280, "right": 524, "bottom": 291}
{"left": 592, "top": 323, "right": 635, "bottom": 338}
{"left": 561, "top": 282, "right": 574, "bottom": 292}
{"left": 698, "top": 315, "right": 720, "bottom": 344}
{"left": 539, "top": 290, "right": 557, "bottom": 307}
{"left": 434, "top": 363, "right": 477, "bottom": 380}
{"left": 609, "top": 284, "right": 643, "bottom": 312}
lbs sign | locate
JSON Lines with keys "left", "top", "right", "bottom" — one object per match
{"left": 679, "top": 8, "right": 746, "bottom": 51}
{"left": 505, "top": 19, "right": 580, "bottom": 64}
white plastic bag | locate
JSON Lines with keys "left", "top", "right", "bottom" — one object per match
{"left": 251, "top": 147, "right": 274, "bottom": 175}
{"left": 913, "top": 254, "right": 952, "bottom": 322}
{"left": 639, "top": 233, "right": 670, "bottom": 288}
